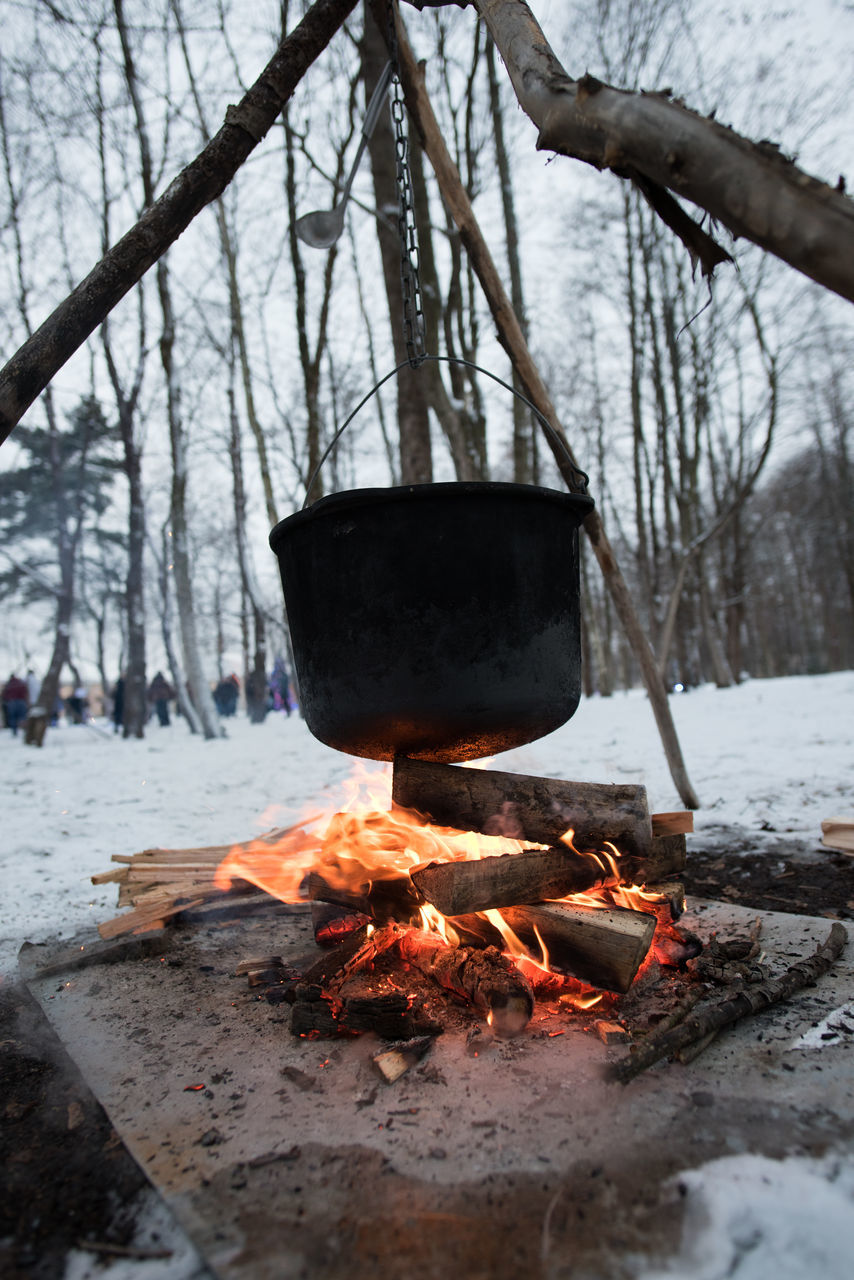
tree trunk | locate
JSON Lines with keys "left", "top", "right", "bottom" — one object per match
{"left": 94, "top": 31, "right": 149, "bottom": 741}
{"left": 122, "top": 433, "right": 148, "bottom": 736}
{"left": 114, "top": 0, "right": 220, "bottom": 740}
{"left": 485, "top": 35, "right": 537, "bottom": 484}
{"left": 362, "top": 1, "right": 432, "bottom": 484}
{"left": 698, "top": 562, "right": 734, "bottom": 688}
{"left": 226, "top": 375, "right": 269, "bottom": 724}
{"left": 152, "top": 523, "right": 202, "bottom": 734}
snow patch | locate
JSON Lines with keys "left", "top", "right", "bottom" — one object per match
{"left": 639, "top": 1152, "right": 854, "bottom": 1280}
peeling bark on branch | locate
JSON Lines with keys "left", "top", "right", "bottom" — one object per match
{"left": 473, "top": 0, "right": 854, "bottom": 301}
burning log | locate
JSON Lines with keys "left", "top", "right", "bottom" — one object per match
{"left": 393, "top": 757, "right": 655, "bottom": 855}
{"left": 305, "top": 870, "right": 422, "bottom": 923}
{"left": 410, "top": 843, "right": 617, "bottom": 916}
{"left": 501, "top": 904, "right": 656, "bottom": 993}
{"left": 409, "top": 845, "right": 686, "bottom": 920}
{"left": 396, "top": 928, "right": 534, "bottom": 1036}
{"left": 450, "top": 903, "right": 656, "bottom": 994}
{"left": 637, "top": 881, "right": 686, "bottom": 922}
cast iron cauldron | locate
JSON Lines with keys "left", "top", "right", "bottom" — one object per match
{"left": 269, "top": 481, "right": 594, "bottom": 762}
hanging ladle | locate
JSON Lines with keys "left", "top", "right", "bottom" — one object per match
{"left": 294, "top": 61, "right": 394, "bottom": 250}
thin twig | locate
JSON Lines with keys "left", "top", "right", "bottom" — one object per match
{"left": 611, "top": 923, "right": 848, "bottom": 1084}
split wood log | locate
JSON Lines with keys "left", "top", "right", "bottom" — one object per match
{"left": 393, "top": 757, "right": 653, "bottom": 854}
{"left": 621, "top": 881, "right": 686, "bottom": 924}
{"left": 500, "top": 903, "right": 655, "bottom": 994}
{"left": 410, "top": 844, "right": 616, "bottom": 916}
{"left": 651, "top": 812, "right": 694, "bottom": 836}
{"left": 595, "top": 1020, "right": 630, "bottom": 1045}
{"left": 396, "top": 928, "right": 534, "bottom": 1036}
{"left": 443, "top": 902, "right": 656, "bottom": 992}
{"left": 611, "top": 922, "right": 849, "bottom": 1083}
{"left": 641, "top": 835, "right": 687, "bottom": 881}
{"left": 372, "top": 1036, "right": 434, "bottom": 1083}
{"left": 310, "top": 838, "right": 684, "bottom": 927}
{"left": 821, "top": 816, "right": 854, "bottom": 855}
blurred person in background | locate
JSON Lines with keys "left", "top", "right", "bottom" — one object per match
{"left": 2, "top": 673, "right": 29, "bottom": 736}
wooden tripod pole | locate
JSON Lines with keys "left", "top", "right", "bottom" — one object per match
{"left": 382, "top": 1, "right": 700, "bottom": 808}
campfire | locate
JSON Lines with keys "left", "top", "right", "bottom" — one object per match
{"left": 96, "top": 757, "right": 698, "bottom": 1052}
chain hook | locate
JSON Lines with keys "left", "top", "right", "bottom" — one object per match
{"left": 385, "top": 0, "right": 426, "bottom": 368}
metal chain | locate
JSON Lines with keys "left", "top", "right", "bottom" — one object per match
{"left": 386, "top": 2, "right": 426, "bottom": 367}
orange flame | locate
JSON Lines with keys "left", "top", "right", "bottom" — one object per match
{"left": 213, "top": 761, "right": 672, "bottom": 997}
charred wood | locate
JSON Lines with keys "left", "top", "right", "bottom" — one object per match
{"left": 290, "top": 988, "right": 436, "bottom": 1040}
{"left": 396, "top": 928, "right": 534, "bottom": 1036}
{"left": 306, "top": 869, "right": 423, "bottom": 923}
{"left": 500, "top": 903, "right": 656, "bottom": 994}
{"left": 310, "top": 901, "right": 370, "bottom": 947}
{"left": 372, "top": 1036, "right": 435, "bottom": 1083}
{"left": 611, "top": 923, "right": 849, "bottom": 1083}
{"left": 651, "top": 923, "right": 704, "bottom": 968}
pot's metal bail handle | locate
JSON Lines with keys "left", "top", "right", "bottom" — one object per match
{"left": 303, "top": 356, "right": 589, "bottom": 506}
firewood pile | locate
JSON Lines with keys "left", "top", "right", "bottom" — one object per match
{"left": 95, "top": 758, "right": 698, "bottom": 1019}
{"left": 92, "top": 756, "right": 850, "bottom": 1080}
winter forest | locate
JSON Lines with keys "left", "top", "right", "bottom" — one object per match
{"left": 1, "top": 0, "right": 853, "bottom": 747}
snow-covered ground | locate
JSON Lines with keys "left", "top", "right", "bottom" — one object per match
{"left": 2, "top": 670, "right": 854, "bottom": 1280}
{"left": 1, "top": 669, "right": 852, "bottom": 977}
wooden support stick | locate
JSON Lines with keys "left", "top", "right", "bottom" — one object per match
{"left": 385, "top": 3, "right": 701, "bottom": 811}
{"left": 393, "top": 756, "right": 653, "bottom": 855}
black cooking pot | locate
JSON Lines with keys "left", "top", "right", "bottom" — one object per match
{"left": 269, "top": 480, "right": 594, "bottom": 763}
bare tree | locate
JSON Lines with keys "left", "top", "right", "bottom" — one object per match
{"left": 362, "top": 0, "right": 433, "bottom": 483}
{"left": 114, "top": 0, "right": 221, "bottom": 736}
{"left": 94, "top": 28, "right": 149, "bottom": 737}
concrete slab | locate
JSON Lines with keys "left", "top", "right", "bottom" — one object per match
{"left": 21, "top": 899, "right": 854, "bottom": 1279}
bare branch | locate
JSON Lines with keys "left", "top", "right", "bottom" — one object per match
{"left": 0, "top": 0, "right": 360, "bottom": 447}
{"left": 474, "top": 0, "right": 854, "bottom": 301}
